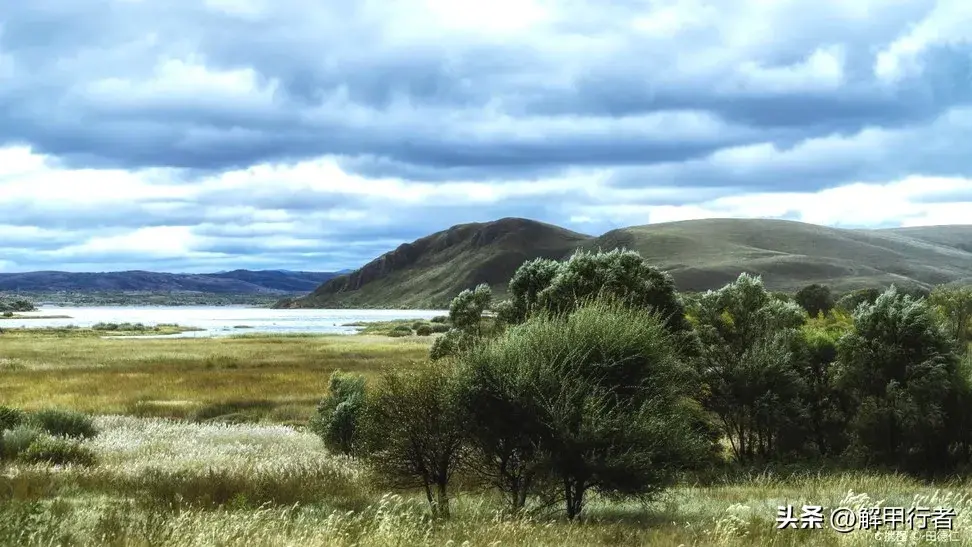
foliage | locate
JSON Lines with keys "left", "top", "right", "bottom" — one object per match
{"left": 309, "top": 371, "right": 367, "bottom": 456}
{"left": 928, "top": 284, "right": 972, "bottom": 347}
{"left": 0, "top": 297, "right": 36, "bottom": 312}
{"left": 835, "top": 288, "right": 881, "bottom": 312}
{"left": 19, "top": 435, "right": 97, "bottom": 466}
{"left": 0, "top": 425, "right": 44, "bottom": 461}
{"left": 690, "top": 273, "right": 809, "bottom": 463}
{"left": 0, "top": 406, "right": 27, "bottom": 432}
{"left": 834, "top": 286, "right": 969, "bottom": 475}
{"left": 510, "top": 250, "right": 692, "bottom": 335}
{"left": 29, "top": 409, "right": 99, "bottom": 440}
{"left": 795, "top": 284, "right": 835, "bottom": 317}
{"left": 448, "top": 283, "right": 492, "bottom": 336}
{"left": 415, "top": 324, "right": 433, "bottom": 336}
{"left": 458, "top": 301, "right": 713, "bottom": 518}
{"left": 359, "top": 361, "right": 467, "bottom": 518}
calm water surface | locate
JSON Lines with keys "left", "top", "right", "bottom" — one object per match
{"left": 5, "top": 306, "right": 447, "bottom": 338}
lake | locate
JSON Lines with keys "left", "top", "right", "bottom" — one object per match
{"left": 4, "top": 306, "right": 448, "bottom": 338}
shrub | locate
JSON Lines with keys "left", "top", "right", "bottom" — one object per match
{"left": 0, "top": 406, "right": 26, "bottom": 432}
{"left": 795, "top": 284, "right": 835, "bottom": 317}
{"left": 430, "top": 316, "right": 448, "bottom": 324}
{"left": 411, "top": 321, "right": 426, "bottom": 331}
{"left": 1, "top": 426, "right": 44, "bottom": 461}
{"left": 415, "top": 324, "right": 433, "bottom": 336}
{"left": 19, "top": 436, "right": 97, "bottom": 467}
{"left": 309, "top": 371, "right": 367, "bottom": 455}
{"left": 1, "top": 311, "right": 12, "bottom": 317}
{"left": 29, "top": 409, "right": 98, "bottom": 439}
{"left": 387, "top": 329, "right": 410, "bottom": 338}
{"left": 430, "top": 323, "right": 450, "bottom": 334}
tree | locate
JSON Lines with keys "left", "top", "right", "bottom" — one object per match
{"left": 309, "top": 371, "right": 366, "bottom": 455}
{"left": 928, "top": 285, "right": 972, "bottom": 347}
{"left": 359, "top": 362, "right": 467, "bottom": 518}
{"left": 835, "top": 288, "right": 881, "bottom": 313}
{"left": 459, "top": 301, "right": 712, "bottom": 519}
{"left": 834, "top": 286, "right": 968, "bottom": 474}
{"left": 795, "top": 284, "right": 835, "bottom": 317}
{"left": 496, "top": 258, "right": 561, "bottom": 325}
{"left": 448, "top": 283, "right": 492, "bottom": 336}
{"left": 690, "top": 273, "right": 810, "bottom": 462}
{"left": 430, "top": 284, "right": 492, "bottom": 360}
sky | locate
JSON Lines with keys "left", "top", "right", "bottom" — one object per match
{"left": 1, "top": 0, "right": 971, "bottom": 273}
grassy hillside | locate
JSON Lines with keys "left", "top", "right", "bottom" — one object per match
{"left": 283, "top": 217, "right": 972, "bottom": 308}
{"left": 586, "top": 218, "right": 972, "bottom": 292}
{"left": 279, "top": 218, "right": 592, "bottom": 309}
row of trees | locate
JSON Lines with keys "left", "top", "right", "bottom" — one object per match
{"left": 310, "top": 249, "right": 972, "bottom": 519}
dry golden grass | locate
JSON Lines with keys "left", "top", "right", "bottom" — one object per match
{"left": 0, "top": 330, "right": 431, "bottom": 423}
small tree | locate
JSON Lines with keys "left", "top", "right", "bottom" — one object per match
{"left": 929, "top": 285, "right": 972, "bottom": 348}
{"left": 309, "top": 371, "right": 366, "bottom": 455}
{"left": 460, "top": 301, "right": 712, "bottom": 518}
{"left": 795, "top": 284, "right": 835, "bottom": 317}
{"left": 430, "top": 284, "right": 493, "bottom": 361}
{"left": 360, "top": 362, "right": 467, "bottom": 518}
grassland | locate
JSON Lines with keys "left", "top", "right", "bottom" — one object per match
{"left": 0, "top": 329, "right": 429, "bottom": 425}
{"left": 3, "top": 329, "right": 972, "bottom": 545}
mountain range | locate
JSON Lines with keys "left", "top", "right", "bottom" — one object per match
{"left": 0, "top": 269, "right": 350, "bottom": 294}
{"left": 276, "top": 217, "right": 972, "bottom": 309}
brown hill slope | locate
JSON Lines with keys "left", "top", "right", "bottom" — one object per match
{"left": 281, "top": 218, "right": 972, "bottom": 309}
{"left": 278, "top": 218, "right": 593, "bottom": 308}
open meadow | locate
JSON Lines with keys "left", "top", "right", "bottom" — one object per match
{"left": 3, "top": 324, "right": 972, "bottom": 546}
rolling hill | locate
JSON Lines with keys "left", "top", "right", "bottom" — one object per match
{"left": 279, "top": 217, "right": 972, "bottom": 309}
{"left": 277, "top": 218, "right": 593, "bottom": 308}
{"left": 0, "top": 269, "right": 343, "bottom": 294}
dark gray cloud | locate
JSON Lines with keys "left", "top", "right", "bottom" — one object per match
{"left": 1, "top": 0, "right": 970, "bottom": 273}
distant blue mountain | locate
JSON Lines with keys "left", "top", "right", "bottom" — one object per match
{"left": 0, "top": 269, "right": 344, "bottom": 294}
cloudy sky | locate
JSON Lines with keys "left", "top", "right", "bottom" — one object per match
{"left": 1, "top": 0, "right": 971, "bottom": 273}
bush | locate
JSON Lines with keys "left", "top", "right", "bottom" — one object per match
{"left": 1, "top": 426, "right": 44, "bottom": 461}
{"left": 387, "top": 329, "right": 410, "bottom": 338}
{"left": 459, "top": 300, "right": 713, "bottom": 518}
{"left": 430, "top": 316, "right": 448, "bottom": 324}
{"left": 29, "top": 409, "right": 98, "bottom": 440}
{"left": 0, "top": 406, "right": 26, "bottom": 432}
{"left": 1, "top": 311, "right": 12, "bottom": 317}
{"left": 309, "top": 371, "right": 367, "bottom": 455}
{"left": 411, "top": 321, "right": 426, "bottom": 331}
{"left": 19, "top": 436, "right": 97, "bottom": 467}
{"left": 415, "top": 324, "right": 433, "bottom": 336}
{"left": 430, "top": 323, "right": 450, "bottom": 334}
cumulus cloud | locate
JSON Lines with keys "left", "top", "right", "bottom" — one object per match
{"left": 0, "top": 0, "right": 970, "bottom": 272}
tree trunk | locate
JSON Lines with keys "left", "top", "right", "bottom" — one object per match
{"left": 435, "top": 482, "right": 450, "bottom": 518}
{"left": 564, "top": 477, "right": 586, "bottom": 520}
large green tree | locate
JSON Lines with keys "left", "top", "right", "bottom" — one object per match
{"left": 834, "top": 286, "right": 969, "bottom": 474}
{"left": 690, "top": 273, "right": 810, "bottom": 462}
{"left": 458, "top": 301, "right": 713, "bottom": 518}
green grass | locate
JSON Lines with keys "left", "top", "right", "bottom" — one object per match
{"left": 3, "top": 329, "right": 971, "bottom": 545}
